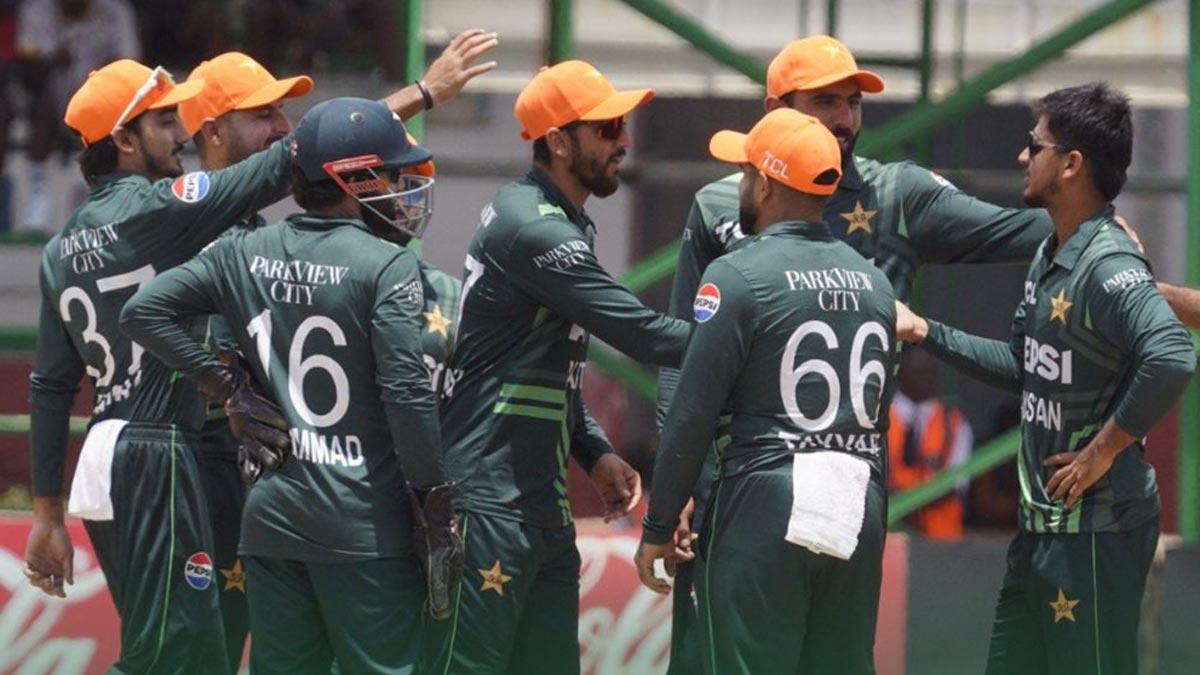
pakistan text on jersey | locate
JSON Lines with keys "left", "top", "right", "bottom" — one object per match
{"left": 777, "top": 430, "right": 883, "bottom": 456}
{"left": 288, "top": 427, "right": 365, "bottom": 467}
{"left": 249, "top": 256, "right": 351, "bottom": 307}
{"left": 60, "top": 223, "right": 120, "bottom": 273}
{"left": 93, "top": 371, "right": 143, "bottom": 416}
{"left": 1022, "top": 391, "right": 1062, "bottom": 431}
{"left": 1101, "top": 268, "right": 1154, "bottom": 294}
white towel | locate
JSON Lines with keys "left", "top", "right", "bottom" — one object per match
{"left": 784, "top": 451, "right": 870, "bottom": 561}
{"left": 67, "top": 419, "right": 128, "bottom": 521}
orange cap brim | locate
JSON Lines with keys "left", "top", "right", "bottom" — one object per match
{"left": 580, "top": 88, "right": 655, "bottom": 122}
{"left": 793, "top": 69, "right": 885, "bottom": 95}
{"left": 238, "top": 75, "right": 315, "bottom": 109}
{"left": 149, "top": 77, "right": 206, "bottom": 109}
{"left": 709, "top": 130, "right": 749, "bottom": 164}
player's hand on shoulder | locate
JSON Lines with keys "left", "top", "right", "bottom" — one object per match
{"left": 894, "top": 301, "right": 928, "bottom": 344}
{"left": 1113, "top": 215, "right": 1146, "bottom": 254}
{"left": 423, "top": 28, "right": 500, "bottom": 106}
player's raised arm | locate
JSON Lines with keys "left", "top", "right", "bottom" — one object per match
{"left": 383, "top": 28, "right": 499, "bottom": 121}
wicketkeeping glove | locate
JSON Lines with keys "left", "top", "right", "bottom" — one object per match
{"left": 408, "top": 483, "right": 464, "bottom": 620}
{"left": 193, "top": 354, "right": 291, "bottom": 483}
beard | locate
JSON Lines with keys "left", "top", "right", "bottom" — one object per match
{"left": 1023, "top": 176, "right": 1060, "bottom": 208}
{"left": 570, "top": 148, "right": 623, "bottom": 198}
{"left": 834, "top": 128, "right": 858, "bottom": 157}
{"left": 738, "top": 205, "right": 758, "bottom": 235}
{"left": 144, "top": 144, "right": 186, "bottom": 180}
{"left": 362, "top": 197, "right": 411, "bottom": 245}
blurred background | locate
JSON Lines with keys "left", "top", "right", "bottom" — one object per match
{"left": 0, "top": 1, "right": 1198, "bottom": 673}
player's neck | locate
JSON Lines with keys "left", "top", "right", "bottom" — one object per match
{"left": 1047, "top": 189, "right": 1107, "bottom": 252}
{"left": 541, "top": 163, "right": 590, "bottom": 212}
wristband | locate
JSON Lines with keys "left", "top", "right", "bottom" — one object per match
{"left": 416, "top": 80, "right": 435, "bottom": 111}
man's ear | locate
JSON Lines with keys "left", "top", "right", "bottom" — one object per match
{"left": 199, "top": 118, "right": 222, "bottom": 147}
{"left": 111, "top": 127, "right": 139, "bottom": 155}
{"left": 1062, "top": 149, "right": 1086, "bottom": 182}
{"left": 544, "top": 127, "right": 574, "bottom": 163}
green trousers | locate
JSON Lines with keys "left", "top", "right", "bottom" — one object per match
{"left": 83, "top": 423, "right": 229, "bottom": 675}
{"left": 192, "top": 416, "right": 249, "bottom": 672}
{"left": 244, "top": 555, "right": 425, "bottom": 675}
{"left": 985, "top": 516, "right": 1159, "bottom": 675}
{"left": 697, "top": 464, "right": 886, "bottom": 675}
{"left": 424, "top": 510, "right": 581, "bottom": 675}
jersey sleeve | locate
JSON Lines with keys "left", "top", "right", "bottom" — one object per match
{"left": 902, "top": 164, "right": 1050, "bottom": 265}
{"left": 643, "top": 260, "right": 757, "bottom": 545}
{"left": 373, "top": 253, "right": 445, "bottom": 488}
{"left": 1085, "top": 254, "right": 1196, "bottom": 437}
{"left": 141, "top": 137, "right": 293, "bottom": 260}
{"left": 28, "top": 265, "right": 85, "bottom": 497}
{"left": 118, "top": 246, "right": 225, "bottom": 376}
{"left": 656, "top": 199, "right": 728, "bottom": 428}
{"left": 505, "top": 217, "right": 691, "bottom": 367}
{"left": 921, "top": 299, "right": 1025, "bottom": 394}
{"left": 569, "top": 395, "right": 614, "bottom": 473}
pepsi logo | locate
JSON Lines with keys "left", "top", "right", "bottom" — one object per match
{"left": 693, "top": 282, "right": 721, "bottom": 323}
{"left": 184, "top": 551, "right": 213, "bottom": 590}
{"left": 171, "top": 172, "right": 211, "bottom": 203}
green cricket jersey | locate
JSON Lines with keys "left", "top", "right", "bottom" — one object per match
{"left": 656, "top": 157, "right": 1050, "bottom": 526}
{"left": 121, "top": 213, "right": 443, "bottom": 562}
{"left": 922, "top": 206, "right": 1195, "bottom": 534}
{"left": 643, "top": 220, "right": 897, "bottom": 545}
{"left": 28, "top": 139, "right": 293, "bottom": 497}
{"left": 418, "top": 259, "right": 462, "bottom": 394}
{"left": 441, "top": 168, "right": 691, "bottom": 529}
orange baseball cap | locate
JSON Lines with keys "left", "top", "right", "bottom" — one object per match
{"left": 709, "top": 108, "right": 842, "bottom": 196}
{"left": 767, "top": 35, "right": 885, "bottom": 98}
{"left": 514, "top": 60, "right": 654, "bottom": 141}
{"left": 65, "top": 59, "right": 205, "bottom": 146}
{"left": 178, "top": 52, "right": 313, "bottom": 136}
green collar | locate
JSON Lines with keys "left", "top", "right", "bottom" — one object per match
{"left": 526, "top": 167, "right": 593, "bottom": 230}
{"left": 1043, "top": 204, "right": 1116, "bottom": 272}
{"left": 838, "top": 155, "right": 865, "bottom": 192}
{"left": 756, "top": 219, "right": 833, "bottom": 240}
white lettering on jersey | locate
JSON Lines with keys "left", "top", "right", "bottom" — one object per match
{"left": 288, "top": 428, "right": 365, "bottom": 467}
{"left": 1023, "top": 336, "right": 1073, "bottom": 384}
{"left": 1021, "top": 391, "right": 1062, "bottom": 432}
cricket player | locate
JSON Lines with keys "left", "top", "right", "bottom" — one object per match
{"left": 637, "top": 108, "right": 897, "bottom": 674}
{"left": 895, "top": 82, "right": 1195, "bottom": 675}
{"left": 122, "top": 97, "right": 460, "bottom": 674}
{"left": 656, "top": 35, "right": 1200, "bottom": 673}
{"left": 428, "top": 60, "right": 691, "bottom": 675}
{"left": 175, "top": 51, "right": 313, "bottom": 670}
{"left": 24, "top": 59, "right": 297, "bottom": 673}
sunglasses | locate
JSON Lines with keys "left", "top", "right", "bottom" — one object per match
{"left": 1027, "top": 131, "right": 1068, "bottom": 157}
{"left": 564, "top": 117, "right": 627, "bottom": 142}
{"left": 111, "top": 66, "right": 175, "bottom": 134}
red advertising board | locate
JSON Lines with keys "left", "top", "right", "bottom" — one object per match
{"left": 1, "top": 516, "right": 906, "bottom": 674}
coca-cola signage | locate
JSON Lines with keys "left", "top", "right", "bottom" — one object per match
{"left": 0, "top": 517, "right": 905, "bottom": 674}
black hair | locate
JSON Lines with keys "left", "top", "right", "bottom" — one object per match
{"left": 531, "top": 121, "right": 582, "bottom": 165}
{"left": 1032, "top": 82, "right": 1132, "bottom": 202}
{"left": 78, "top": 116, "right": 141, "bottom": 186}
{"left": 291, "top": 165, "right": 347, "bottom": 210}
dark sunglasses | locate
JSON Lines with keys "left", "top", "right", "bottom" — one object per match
{"left": 1027, "top": 131, "right": 1068, "bottom": 157}
{"left": 566, "top": 117, "right": 626, "bottom": 141}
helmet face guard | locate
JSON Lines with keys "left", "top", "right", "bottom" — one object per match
{"left": 323, "top": 154, "right": 435, "bottom": 239}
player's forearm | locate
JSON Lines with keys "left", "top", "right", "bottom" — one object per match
{"left": 655, "top": 368, "right": 679, "bottom": 431}
{"left": 1158, "top": 282, "right": 1200, "bottom": 332}
{"left": 643, "top": 407, "right": 719, "bottom": 545}
{"left": 920, "top": 320, "right": 1023, "bottom": 393}
{"left": 1087, "top": 418, "right": 1139, "bottom": 465}
{"left": 381, "top": 86, "right": 428, "bottom": 123}
{"left": 1112, "top": 329, "right": 1196, "bottom": 438}
{"left": 569, "top": 397, "right": 613, "bottom": 473}
{"left": 31, "top": 495, "right": 65, "bottom": 523}
{"left": 384, "top": 399, "right": 445, "bottom": 488}
{"left": 592, "top": 313, "right": 691, "bottom": 368}
{"left": 29, "top": 404, "right": 71, "bottom": 498}
{"left": 120, "top": 286, "right": 217, "bottom": 376}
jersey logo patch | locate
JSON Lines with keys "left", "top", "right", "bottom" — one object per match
{"left": 929, "top": 171, "right": 957, "bottom": 190}
{"left": 184, "top": 551, "right": 214, "bottom": 590}
{"left": 171, "top": 172, "right": 211, "bottom": 203}
{"left": 694, "top": 282, "right": 721, "bottom": 323}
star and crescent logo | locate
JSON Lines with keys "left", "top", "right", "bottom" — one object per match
{"left": 1049, "top": 289, "right": 1073, "bottom": 325}
{"left": 479, "top": 560, "right": 513, "bottom": 596}
{"left": 841, "top": 201, "right": 877, "bottom": 235}
{"left": 1049, "top": 588, "right": 1080, "bottom": 624}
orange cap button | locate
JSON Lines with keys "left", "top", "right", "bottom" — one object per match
{"left": 514, "top": 60, "right": 654, "bottom": 141}
{"left": 709, "top": 108, "right": 842, "bottom": 196}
